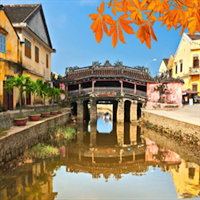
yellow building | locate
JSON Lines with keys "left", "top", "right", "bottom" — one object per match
{"left": 0, "top": 5, "right": 22, "bottom": 110}
{"left": 158, "top": 58, "right": 169, "bottom": 76}
{"left": 0, "top": 4, "right": 55, "bottom": 110}
{"left": 169, "top": 159, "right": 200, "bottom": 199}
{"left": 159, "top": 33, "right": 200, "bottom": 101}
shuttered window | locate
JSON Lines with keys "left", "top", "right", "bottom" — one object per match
{"left": 46, "top": 54, "right": 49, "bottom": 68}
{"left": 175, "top": 65, "right": 177, "bottom": 74}
{"left": 0, "top": 33, "right": 6, "bottom": 54}
{"left": 180, "top": 63, "right": 183, "bottom": 72}
{"left": 35, "top": 46, "right": 39, "bottom": 63}
{"left": 193, "top": 57, "right": 199, "bottom": 68}
{"left": 193, "top": 84, "right": 198, "bottom": 91}
{"left": 25, "top": 39, "right": 31, "bottom": 58}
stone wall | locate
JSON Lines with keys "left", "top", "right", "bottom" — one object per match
{"left": 0, "top": 104, "right": 61, "bottom": 129}
{"left": 142, "top": 127, "right": 200, "bottom": 166}
{"left": 0, "top": 112, "right": 70, "bottom": 166}
{"left": 142, "top": 110, "right": 200, "bottom": 142}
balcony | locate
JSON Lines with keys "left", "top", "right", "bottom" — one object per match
{"left": 189, "top": 66, "right": 200, "bottom": 75}
{"left": 191, "top": 43, "right": 200, "bottom": 50}
{"left": 68, "top": 87, "right": 147, "bottom": 97}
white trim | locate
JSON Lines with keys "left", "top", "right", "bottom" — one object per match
{"left": 22, "top": 30, "right": 33, "bottom": 41}
{"left": 191, "top": 82, "right": 198, "bottom": 85}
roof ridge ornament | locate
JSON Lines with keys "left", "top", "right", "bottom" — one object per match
{"left": 104, "top": 60, "right": 112, "bottom": 67}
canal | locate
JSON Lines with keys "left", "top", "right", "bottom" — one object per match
{"left": 0, "top": 113, "right": 200, "bottom": 199}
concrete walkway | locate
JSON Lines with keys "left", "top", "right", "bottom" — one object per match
{"left": 144, "top": 104, "right": 200, "bottom": 126}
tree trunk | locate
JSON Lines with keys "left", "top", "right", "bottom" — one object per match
{"left": 34, "top": 93, "right": 36, "bottom": 113}
{"left": 44, "top": 97, "right": 46, "bottom": 110}
{"left": 20, "top": 88, "right": 22, "bottom": 116}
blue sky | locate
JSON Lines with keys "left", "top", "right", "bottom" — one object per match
{"left": 2, "top": 0, "right": 184, "bottom": 77}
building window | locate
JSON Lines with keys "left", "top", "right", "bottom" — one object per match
{"left": 169, "top": 69, "right": 172, "bottom": 77}
{"left": 189, "top": 168, "right": 195, "bottom": 179}
{"left": 0, "top": 33, "right": 6, "bottom": 54}
{"left": 180, "top": 63, "right": 183, "bottom": 72}
{"left": 25, "top": 39, "right": 31, "bottom": 58}
{"left": 46, "top": 54, "right": 49, "bottom": 68}
{"left": 193, "top": 84, "right": 198, "bottom": 91}
{"left": 193, "top": 57, "right": 199, "bottom": 68}
{"left": 35, "top": 46, "right": 39, "bottom": 63}
{"left": 175, "top": 65, "right": 177, "bottom": 74}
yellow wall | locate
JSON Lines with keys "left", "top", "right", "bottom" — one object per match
{"left": 172, "top": 34, "right": 200, "bottom": 95}
{"left": 170, "top": 160, "right": 200, "bottom": 198}
{"left": 167, "top": 55, "right": 174, "bottom": 70}
{"left": 0, "top": 10, "right": 22, "bottom": 109}
{"left": 19, "top": 31, "right": 51, "bottom": 82}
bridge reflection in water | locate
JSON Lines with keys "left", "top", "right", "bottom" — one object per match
{"left": 0, "top": 119, "right": 200, "bottom": 199}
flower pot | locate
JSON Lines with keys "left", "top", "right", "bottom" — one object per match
{"left": 14, "top": 117, "right": 28, "bottom": 126}
{"left": 58, "top": 110, "right": 62, "bottom": 114}
{"left": 50, "top": 110, "right": 58, "bottom": 115}
{"left": 41, "top": 112, "right": 50, "bottom": 118}
{"left": 30, "top": 114, "right": 41, "bottom": 121}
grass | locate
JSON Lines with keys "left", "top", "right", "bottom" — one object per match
{"left": 15, "top": 116, "right": 27, "bottom": 119}
{"left": 28, "top": 143, "right": 59, "bottom": 159}
{"left": 41, "top": 111, "right": 50, "bottom": 113}
{"left": 30, "top": 113, "right": 40, "bottom": 115}
{"left": 47, "top": 125, "right": 77, "bottom": 141}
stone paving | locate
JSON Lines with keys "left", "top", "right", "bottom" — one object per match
{"left": 144, "top": 104, "right": 200, "bottom": 126}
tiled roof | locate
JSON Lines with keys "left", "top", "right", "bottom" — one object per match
{"left": 4, "top": 4, "right": 40, "bottom": 23}
{"left": 61, "top": 68, "right": 154, "bottom": 82}
{"left": 163, "top": 59, "right": 169, "bottom": 66}
{"left": 186, "top": 33, "right": 200, "bottom": 40}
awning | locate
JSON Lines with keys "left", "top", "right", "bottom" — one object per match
{"left": 182, "top": 89, "right": 199, "bottom": 95}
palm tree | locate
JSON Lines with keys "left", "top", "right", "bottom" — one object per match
{"left": 40, "top": 82, "right": 50, "bottom": 111}
{"left": 26, "top": 79, "right": 43, "bottom": 113}
{"left": 48, "top": 87, "right": 57, "bottom": 109}
{"left": 5, "top": 75, "right": 31, "bottom": 116}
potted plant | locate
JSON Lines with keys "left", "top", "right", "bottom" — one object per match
{"left": 48, "top": 87, "right": 58, "bottom": 115}
{"left": 40, "top": 82, "right": 51, "bottom": 118}
{"left": 5, "top": 75, "right": 30, "bottom": 126}
{"left": 26, "top": 79, "right": 43, "bottom": 121}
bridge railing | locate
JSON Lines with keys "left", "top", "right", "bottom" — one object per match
{"left": 94, "top": 87, "right": 121, "bottom": 93}
{"left": 136, "top": 90, "right": 147, "bottom": 97}
{"left": 68, "top": 87, "right": 146, "bottom": 97}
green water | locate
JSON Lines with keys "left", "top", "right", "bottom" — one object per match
{"left": 0, "top": 118, "right": 200, "bottom": 200}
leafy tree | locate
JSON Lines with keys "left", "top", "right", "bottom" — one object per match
{"left": 5, "top": 75, "right": 31, "bottom": 115}
{"left": 26, "top": 79, "right": 43, "bottom": 113}
{"left": 89, "top": 0, "right": 200, "bottom": 48}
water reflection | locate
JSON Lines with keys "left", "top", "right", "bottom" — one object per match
{"left": 1, "top": 117, "right": 200, "bottom": 200}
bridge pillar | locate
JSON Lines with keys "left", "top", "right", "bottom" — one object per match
{"left": 117, "top": 123, "right": 124, "bottom": 146}
{"left": 130, "top": 124, "right": 137, "bottom": 145}
{"left": 90, "top": 98, "right": 97, "bottom": 124}
{"left": 117, "top": 99, "right": 124, "bottom": 123}
{"left": 77, "top": 101, "right": 84, "bottom": 122}
{"left": 90, "top": 122, "right": 97, "bottom": 147}
{"left": 130, "top": 100, "right": 137, "bottom": 122}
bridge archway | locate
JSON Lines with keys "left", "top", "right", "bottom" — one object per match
{"left": 71, "top": 102, "right": 77, "bottom": 116}
{"left": 124, "top": 100, "right": 131, "bottom": 123}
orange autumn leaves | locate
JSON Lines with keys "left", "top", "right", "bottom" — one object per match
{"left": 89, "top": 1, "right": 134, "bottom": 48}
{"left": 89, "top": 0, "right": 200, "bottom": 49}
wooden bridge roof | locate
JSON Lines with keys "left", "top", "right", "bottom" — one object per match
{"left": 59, "top": 66, "right": 154, "bottom": 83}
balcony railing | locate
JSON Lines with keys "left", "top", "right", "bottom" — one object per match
{"left": 189, "top": 66, "right": 200, "bottom": 74}
{"left": 68, "top": 87, "right": 146, "bottom": 97}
